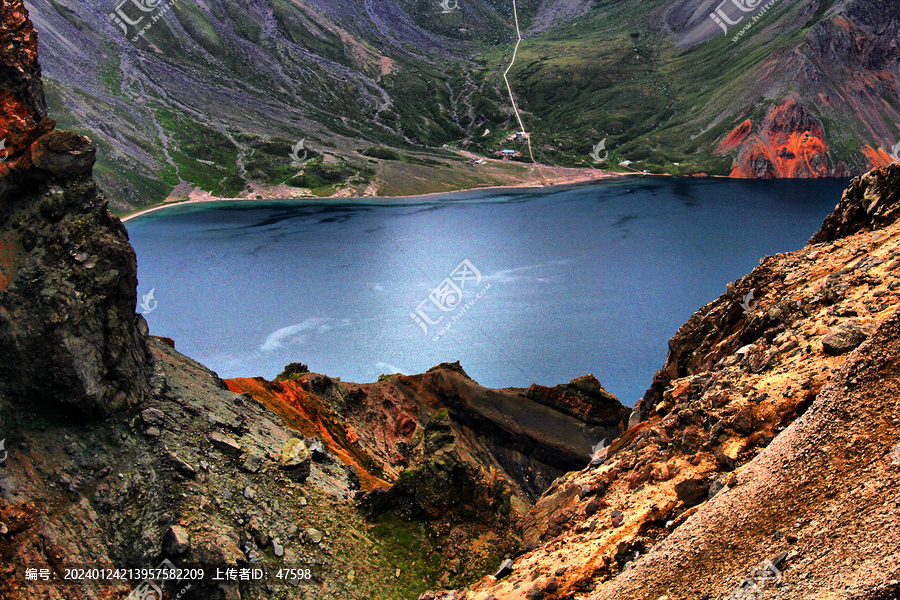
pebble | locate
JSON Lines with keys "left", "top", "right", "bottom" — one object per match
{"left": 305, "top": 528, "right": 323, "bottom": 544}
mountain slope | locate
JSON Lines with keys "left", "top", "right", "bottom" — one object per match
{"left": 25, "top": 0, "right": 900, "bottom": 212}
{"left": 493, "top": 0, "right": 900, "bottom": 176}
{"left": 27, "top": 0, "right": 549, "bottom": 211}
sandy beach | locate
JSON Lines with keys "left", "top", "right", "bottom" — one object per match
{"left": 120, "top": 161, "right": 622, "bottom": 222}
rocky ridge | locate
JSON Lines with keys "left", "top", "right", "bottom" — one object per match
{"left": 0, "top": 0, "right": 150, "bottom": 413}
{"left": 227, "top": 365, "right": 628, "bottom": 502}
{"left": 226, "top": 364, "right": 629, "bottom": 588}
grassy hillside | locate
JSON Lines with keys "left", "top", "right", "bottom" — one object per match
{"left": 28, "top": 0, "right": 900, "bottom": 211}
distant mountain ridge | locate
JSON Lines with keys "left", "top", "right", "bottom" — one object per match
{"left": 25, "top": 0, "right": 900, "bottom": 210}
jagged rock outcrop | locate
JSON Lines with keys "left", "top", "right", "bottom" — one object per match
{"left": 228, "top": 364, "right": 629, "bottom": 504}
{"left": 0, "top": 0, "right": 150, "bottom": 413}
{"left": 716, "top": 96, "right": 836, "bottom": 179}
{"left": 0, "top": 335, "right": 384, "bottom": 600}
{"left": 0, "top": 0, "right": 53, "bottom": 167}
{"left": 228, "top": 364, "right": 629, "bottom": 590}
{"left": 592, "top": 298, "right": 900, "bottom": 600}
{"left": 811, "top": 163, "right": 900, "bottom": 244}
{"left": 707, "top": 0, "right": 900, "bottom": 178}
{"left": 632, "top": 165, "right": 900, "bottom": 428}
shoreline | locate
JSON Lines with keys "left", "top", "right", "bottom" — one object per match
{"left": 119, "top": 168, "right": 625, "bottom": 222}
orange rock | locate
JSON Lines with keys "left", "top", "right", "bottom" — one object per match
{"left": 715, "top": 118, "right": 752, "bottom": 154}
{"left": 719, "top": 96, "right": 831, "bottom": 179}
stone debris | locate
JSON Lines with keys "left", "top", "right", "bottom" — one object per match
{"left": 164, "top": 525, "right": 191, "bottom": 555}
{"left": 494, "top": 558, "right": 514, "bottom": 579}
{"left": 304, "top": 528, "right": 323, "bottom": 544}
{"left": 822, "top": 321, "right": 869, "bottom": 355}
{"left": 279, "top": 438, "right": 312, "bottom": 482}
{"left": 210, "top": 431, "right": 242, "bottom": 456}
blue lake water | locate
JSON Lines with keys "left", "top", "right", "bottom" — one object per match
{"left": 126, "top": 177, "right": 848, "bottom": 406}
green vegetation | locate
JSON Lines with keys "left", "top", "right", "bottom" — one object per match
{"left": 43, "top": 0, "right": 859, "bottom": 211}
{"left": 275, "top": 362, "right": 311, "bottom": 381}
{"left": 272, "top": 0, "right": 348, "bottom": 65}
{"left": 221, "top": 1, "right": 263, "bottom": 42}
{"left": 238, "top": 134, "right": 315, "bottom": 185}
{"left": 369, "top": 515, "right": 447, "bottom": 599}
{"left": 461, "top": 0, "right": 842, "bottom": 173}
{"left": 287, "top": 158, "right": 376, "bottom": 195}
{"left": 171, "top": 1, "right": 228, "bottom": 55}
{"left": 360, "top": 147, "right": 401, "bottom": 160}
{"left": 153, "top": 107, "right": 245, "bottom": 198}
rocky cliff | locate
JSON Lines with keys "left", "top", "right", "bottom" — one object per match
{"left": 228, "top": 365, "right": 628, "bottom": 502}
{"left": 0, "top": 0, "right": 150, "bottom": 413}
{"left": 226, "top": 363, "right": 629, "bottom": 589}
{"left": 715, "top": 97, "right": 848, "bottom": 179}
{"left": 710, "top": 0, "right": 900, "bottom": 178}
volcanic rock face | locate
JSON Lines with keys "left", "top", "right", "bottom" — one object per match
{"left": 0, "top": 4, "right": 150, "bottom": 413}
{"left": 811, "top": 163, "right": 900, "bottom": 244}
{"left": 226, "top": 364, "right": 629, "bottom": 589}
{"left": 0, "top": 0, "right": 52, "bottom": 165}
{"left": 591, "top": 301, "right": 900, "bottom": 600}
{"left": 0, "top": 337, "right": 380, "bottom": 600}
{"left": 717, "top": 97, "right": 832, "bottom": 179}
{"left": 227, "top": 364, "right": 630, "bottom": 505}
{"left": 0, "top": 3, "right": 149, "bottom": 413}
{"left": 630, "top": 168, "right": 900, "bottom": 427}
{"left": 710, "top": 0, "right": 900, "bottom": 178}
